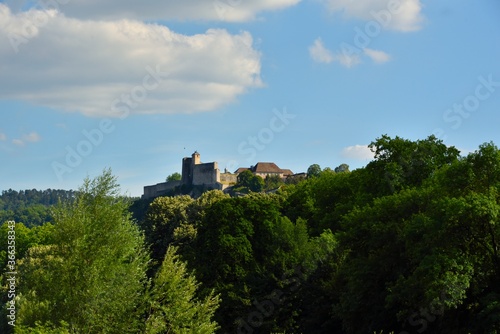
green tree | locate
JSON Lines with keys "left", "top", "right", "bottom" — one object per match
{"left": 235, "top": 170, "right": 264, "bottom": 192}
{"left": 16, "top": 169, "right": 149, "bottom": 333}
{"left": 264, "top": 174, "right": 284, "bottom": 191}
{"left": 145, "top": 246, "right": 220, "bottom": 334}
{"left": 141, "top": 190, "right": 229, "bottom": 267}
{"left": 190, "top": 195, "right": 312, "bottom": 332}
{"left": 328, "top": 144, "right": 500, "bottom": 333}
{"left": 0, "top": 189, "right": 76, "bottom": 227}
{"left": 307, "top": 164, "right": 322, "bottom": 178}
{"left": 0, "top": 222, "right": 57, "bottom": 334}
{"left": 334, "top": 163, "right": 350, "bottom": 173}
{"left": 142, "top": 195, "right": 194, "bottom": 264}
{"left": 295, "top": 230, "right": 346, "bottom": 333}
{"left": 166, "top": 172, "right": 182, "bottom": 182}
{"left": 365, "top": 134, "right": 460, "bottom": 196}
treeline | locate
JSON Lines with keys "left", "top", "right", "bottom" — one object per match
{"left": 1, "top": 134, "right": 500, "bottom": 333}
{"left": 137, "top": 134, "right": 500, "bottom": 333}
{"left": 0, "top": 189, "right": 77, "bottom": 227}
{"left": 0, "top": 171, "right": 218, "bottom": 333}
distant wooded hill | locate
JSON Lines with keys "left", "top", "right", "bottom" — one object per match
{"left": 0, "top": 189, "right": 77, "bottom": 227}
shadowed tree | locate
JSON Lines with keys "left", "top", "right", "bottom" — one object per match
{"left": 145, "top": 246, "right": 220, "bottom": 334}
{"left": 307, "top": 164, "right": 322, "bottom": 178}
{"left": 235, "top": 170, "right": 264, "bottom": 192}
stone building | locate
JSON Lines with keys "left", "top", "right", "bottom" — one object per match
{"left": 143, "top": 153, "right": 294, "bottom": 199}
{"left": 143, "top": 180, "right": 181, "bottom": 199}
{"left": 143, "top": 151, "right": 235, "bottom": 199}
{"left": 235, "top": 162, "right": 293, "bottom": 179}
{"left": 182, "top": 151, "right": 220, "bottom": 187}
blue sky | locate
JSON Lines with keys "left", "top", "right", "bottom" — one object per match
{"left": 1, "top": 0, "right": 499, "bottom": 196}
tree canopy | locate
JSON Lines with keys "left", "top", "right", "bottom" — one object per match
{"left": 166, "top": 172, "right": 182, "bottom": 182}
{"left": 234, "top": 170, "right": 264, "bottom": 193}
{"left": 3, "top": 170, "right": 220, "bottom": 334}
{"left": 3, "top": 135, "right": 500, "bottom": 333}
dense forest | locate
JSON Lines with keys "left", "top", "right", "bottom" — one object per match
{"left": 1, "top": 135, "right": 500, "bottom": 333}
{"left": 0, "top": 189, "right": 77, "bottom": 227}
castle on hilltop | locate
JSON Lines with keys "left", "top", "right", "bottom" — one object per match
{"left": 181, "top": 151, "right": 220, "bottom": 186}
{"left": 142, "top": 151, "right": 293, "bottom": 199}
{"left": 143, "top": 151, "right": 235, "bottom": 199}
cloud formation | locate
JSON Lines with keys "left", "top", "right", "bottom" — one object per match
{"left": 309, "top": 38, "right": 334, "bottom": 64}
{"left": 341, "top": 144, "right": 375, "bottom": 160}
{"left": 4, "top": 0, "right": 300, "bottom": 22}
{"left": 322, "top": 0, "right": 423, "bottom": 31}
{"left": 309, "top": 38, "right": 360, "bottom": 67}
{"left": 0, "top": 5, "right": 262, "bottom": 117}
{"left": 363, "top": 48, "right": 391, "bottom": 63}
{"left": 12, "top": 132, "right": 41, "bottom": 146}
{"left": 23, "top": 132, "right": 41, "bottom": 142}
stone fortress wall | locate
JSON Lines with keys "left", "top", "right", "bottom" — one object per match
{"left": 143, "top": 151, "right": 293, "bottom": 199}
{"left": 219, "top": 172, "right": 237, "bottom": 185}
{"left": 143, "top": 151, "right": 231, "bottom": 199}
{"left": 193, "top": 161, "right": 220, "bottom": 186}
{"left": 143, "top": 180, "right": 181, "bottom": 199}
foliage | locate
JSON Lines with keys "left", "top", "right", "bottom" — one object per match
{"left": 234, "top": 170, "right": 265, "bottom": 193}
{"left": 364, "top": 134, "right": 460, "bottom": 196}
{"left": 145, "top": 246, "right": 220, "bottom": 334}
{"left": 184, "top": 194, "right": 314, "bottom": 332}
{"left": 0, "top": 222, "right": 55, "bottom": 269}
{"left": 15, "top": 169, "right": 149, "bottom": 333}
{"left": 0, "top": 189, "right": 76, "bottom": 227}
{"left": 142, "top": 195, "right": 194, "bottom": 265}
{"left": 334, "top": 163, "right": 350, "bottom": 173}
{"left": 5, "top": 135, "right": 500, "bottom": 333}
{"left": 307, "top": 164, "right": 322, "bottom": 178}
{"left": 0, "top": 222, "right": 57, "bottom": 334}
{"left": 15, "top": 321, "right": 70, "bottom": 333}
{"left": 141, "top": 190, "right": 229, "bottom": 267}
{"left": 166, "top": 172, "right": 182, "bottom": 182}
{"left": 264, "top": 174, "right": 285, "bottom": 191}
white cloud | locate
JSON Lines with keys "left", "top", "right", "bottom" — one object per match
{"left": 309, "top": 38, "right": 361, "bottom": 68}
{"left": 11, "top": 132, "right": 41, "bottom": 146}
{"left": 22, "top": 132, "right": 41, "bottom": 143}
{"left": 309, "top": 38, "right": 334, "bottom": 64}
{"left": 0, "top": 5, "right": 262, "bottom": 117}
{"left": 12, "top": 139, "right": 24, "bottom": 146}
{"left": 0, "top": 133, "right": 6, "bottom": 141}
{"left": 341, "top": 144, "right": 375, "bottom": 160}
{"left": 336, "top": 52, "right": 362, "bottom": 68}
{"left": 4, "top": 0, "right": 300, "bottom": 22}
{"left": 363, "top": 48, "right": 391, "bottom": 63}
{"left": 322, "top": 0, "right": 424, "bottom": 32}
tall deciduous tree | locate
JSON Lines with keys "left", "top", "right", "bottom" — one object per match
{"left": 235, "top": 170, "right": 264, "bottom": 192}
{"left": 16, "top": 169, "right": 149, "bottom": 333}
{"left": 307, "top": 164, "right": 322, "bottom": 178}
{"left": 145, "top": 246, "right": 220, "bottom": 334}
{"left": 143, "top": 195, "right": 194, "bottom": 264}
{"left": 334, "top": 163, "right": 350, "bottom": 173}
{"left": 365, "top": 134, "right": 460, "bottom": 196}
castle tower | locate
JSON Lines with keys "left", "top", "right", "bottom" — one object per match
{"left": 181, "top": 157, "right": 193, "bottom": 185}
{"left": 192, "top": 151, "right": 201, "bottom": 165}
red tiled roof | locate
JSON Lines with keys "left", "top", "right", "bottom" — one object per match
{"left": 281, "top": 169, "right": 293, "bottom": 176}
